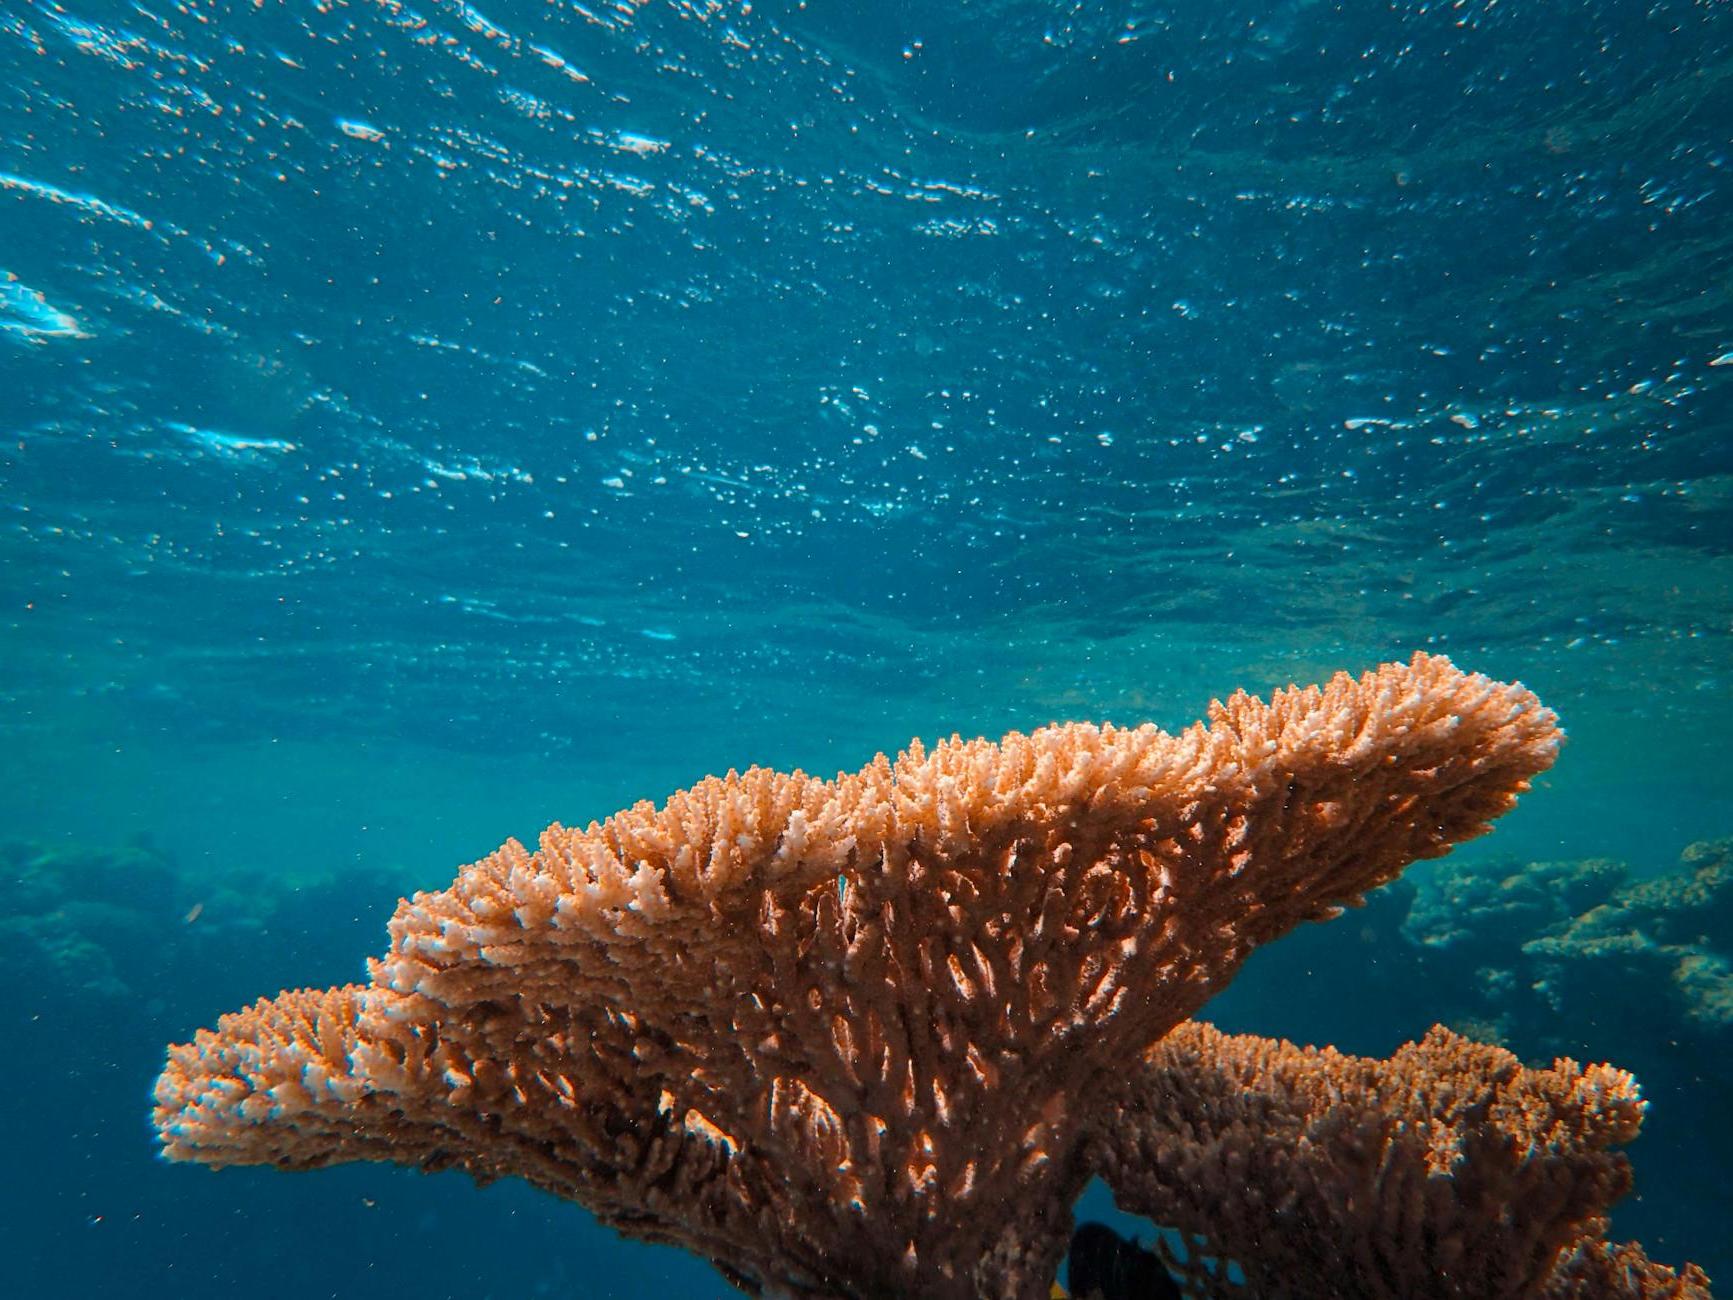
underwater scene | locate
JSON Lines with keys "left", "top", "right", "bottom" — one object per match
{"left": 4, "top": 0, "right": 1731, "bottom": 1296}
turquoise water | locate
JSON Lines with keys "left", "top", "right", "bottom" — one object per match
{"left": 3, "top": 0, "right": 1730, "bottom": 1295}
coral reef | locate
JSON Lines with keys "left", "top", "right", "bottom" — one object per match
{"left": 8, "top": 837, "right": 185, "bottom": 1002}
{"left": 1214, "top": 835, "right": 1733, "bottom": 1286}
{"left": 1520, "top": 838, "right": 1733, "bottom": 1032}
{"left": 5, "top": 835, "right": 411, "bottom": 1014}
{"left": 1398, "top": 837, "right": 1733, "bottom": 1041}
{"left": 155, "top": 655, "right": 1561, "bottom": 1297}
{"left": 7, "top": 834, "right": 628, "bottom": 1300}
{"left": 1093, "top": 1021, "right": 1711, "bottom": 1299}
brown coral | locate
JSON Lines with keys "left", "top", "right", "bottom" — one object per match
{"left": 1546, "top": 1228, "right": 1714, "bottom": 1299}
{"left": 155, "top": 654, "right": 1560, "bottom": 1298}
{"left": 1093, "top": 1021, "right": 1710, "bottom": 1300}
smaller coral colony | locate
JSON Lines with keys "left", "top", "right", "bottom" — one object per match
{"left": 155, "top": 656, "right": 1710, "bottom": 1298}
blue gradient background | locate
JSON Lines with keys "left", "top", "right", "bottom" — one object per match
{"left": 3, "top": 0, "right": 1730, "bottom": 1294}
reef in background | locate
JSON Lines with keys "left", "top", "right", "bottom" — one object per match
{"left": 5, "top": 836, "right": 412, "bottom": 1015}
{"left": 1223, "top": 837, "right": 1733, "bottom": 1286}
{"left": 10, "top": 832, "right": 1726, "bottom": 1294}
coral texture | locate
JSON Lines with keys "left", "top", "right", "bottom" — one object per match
{"left": 156, "top": 654, "right": 1559, "bottom": 1298}
{"left": 1211, "top": 834, "right": 1732, "bottom": 1288}
{"left": 1545, "top": 1228, "right": 1715, "bottom": 1300}
{"left": 1093, "top": 1021, "right": 1711, "bottom": 1299}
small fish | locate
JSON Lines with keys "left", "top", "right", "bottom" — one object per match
{"left": 1060, "top": 1222, "right": 1182, "bottom": 1300}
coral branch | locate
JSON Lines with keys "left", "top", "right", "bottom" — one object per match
{"left": 156, "top": 654, "right": 1560, "bottom": 1298}
{"left": 1093, "top": 1022, "right": 1709, "bottom": 1300}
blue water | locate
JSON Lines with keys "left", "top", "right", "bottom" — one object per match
{"left": 3, "top": 0, "right": 1730, "bottom": 1295}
